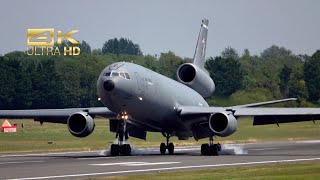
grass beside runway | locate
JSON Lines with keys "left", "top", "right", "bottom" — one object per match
{"left": 0, "top": 118, "right": 319, "bottom": 153}
{"left": 91, "top": 161, "right": 320, "bottom": 180}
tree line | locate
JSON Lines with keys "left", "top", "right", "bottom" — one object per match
{"left": 0, "top": 38, "right": 319, "bottom": 109}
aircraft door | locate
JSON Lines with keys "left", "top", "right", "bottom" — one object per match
{"left": 134, "top": 72, "right": 144, "bottom": 97}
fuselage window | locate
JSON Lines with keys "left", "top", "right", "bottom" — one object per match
{"left": 120, "top": 72, "right": 125, "bottom": 78}
{"left": 111, "top": 72, "right": 119, "bottom": 77}
{"left": 104, "top": 72, "right": 111, "bottom": 77}
{"left": 147, "top": 78, "right": 153, "bottom": 85}
{"left": 125, "top": 73, "right": 130, "bottom": 79}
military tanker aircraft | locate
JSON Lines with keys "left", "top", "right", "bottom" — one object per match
{"left": 1, "top": 19, "right": 319, "bottom": 156}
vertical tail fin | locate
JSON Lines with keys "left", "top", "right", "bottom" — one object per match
{"left": 193, "top": 19, "right": 208, "bottom": 68}
{"left": 176, "top": 19, "right": 215, "bottom": 97}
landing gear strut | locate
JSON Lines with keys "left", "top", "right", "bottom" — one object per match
{"left": 201, "top": 136, "right": 221, "bottom": 156}
{"left": 110, "top": 121, "right": 131, "bottom": 156}
{"left": 160, "top": 133, "right": 174, "bottom": 155}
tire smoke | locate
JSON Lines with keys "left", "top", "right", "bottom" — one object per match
{"left": 218, "top": 144, "right": 248, "bottom": 155}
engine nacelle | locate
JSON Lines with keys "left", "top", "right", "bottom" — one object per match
{"left": 177, "top": 63, "right": 215, "bottom": 98}
{"left": 209, "top": 112, "right": 237, "bottom": 137}
{"left": 67, "top": 112, "right": 95, "bottom": 138}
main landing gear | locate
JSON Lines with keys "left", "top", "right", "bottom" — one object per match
{"left": 110, "top": 121, "right": 131, "bottom": 156}
{"left": 201, "top": 136, "right": 221, "bottom": 156}
{"left": 160, "top": 133, "right": 174, "bottom": 155}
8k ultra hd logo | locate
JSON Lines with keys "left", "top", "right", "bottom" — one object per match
{"left": 26, "top": 28, "right": 80, "bottom": 56}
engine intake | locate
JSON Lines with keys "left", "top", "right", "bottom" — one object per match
{"left": 209, "top": 112, "right": 237, "bottom": 137}
{"left": 177, "top": 63, "right": 215, "bottom": 98}
{"left": 67, "top": 112, "right": 95, "bottom": 138}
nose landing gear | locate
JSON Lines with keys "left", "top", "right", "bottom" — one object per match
{"left": 160, "top": 133, "right": 174, "bottom": 155}
{"left": 110, "top": 121, "right": 131, "bottom": 156}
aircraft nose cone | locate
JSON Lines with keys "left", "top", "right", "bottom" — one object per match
{"left": 103, "top": 80, "right": 115, "bottom": 91}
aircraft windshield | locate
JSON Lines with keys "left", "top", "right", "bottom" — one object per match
{"left": 125, "top": 73, "right": 130, "bottom": 79}
{"left": 111, "top": 72, "right": 119, "bottom": 77}
{"left": 105, "top": 71, "right": 130, "bottom": 80}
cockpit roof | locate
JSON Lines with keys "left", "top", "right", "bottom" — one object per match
{"left": 108, "top": 63, "right": 124, "bottom": 70}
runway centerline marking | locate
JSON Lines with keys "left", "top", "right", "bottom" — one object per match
{"left": 0, "top": 161, "right": 44, "bottom": 165}
{"left": 89, "top": 162, "right": 145, "bottom": 166}
{"left": 8, "top": 157, "right": 320, "bottom": 180}
{"left": 89, "top": 162, "right": 180, "bottom": 166}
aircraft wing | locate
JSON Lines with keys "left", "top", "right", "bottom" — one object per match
{"left": 230, "top": 98, "right": 298, "bottom": 108}
{"left": 178, "top": 106, "right": 320, "bottom": 125}
{"left": 234, "top": 107, "right": 320, "bottom": 125}
{"left": 0, "top": 107, "right": 117, "bottom": 124}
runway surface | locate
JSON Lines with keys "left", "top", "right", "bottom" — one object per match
{"left": 1, "top": 140, "right": 320, "bottom": 180}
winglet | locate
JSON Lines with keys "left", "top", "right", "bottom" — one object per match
{"left": 193, "top": 19, "right": 209, "bottom": 68}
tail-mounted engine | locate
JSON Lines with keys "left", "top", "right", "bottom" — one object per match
{"left": 209, "top": 112, "right": 237, "bottom": 137}
{"left": 67, "top": 112, "right": 95, "bottom": 138}
{"left": 177, "top": 63, "right": 215, "bottom": 98}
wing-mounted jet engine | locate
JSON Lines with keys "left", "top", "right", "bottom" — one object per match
{"left": 67, "top": 112, "right": 95, "bottom": 138}
{"left": 209, "top": 112, "right": 237, "bottom": 137}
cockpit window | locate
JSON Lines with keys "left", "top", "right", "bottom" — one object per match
{"left": 107, "top": 70, "right": 130, "bottom": 80}
{"left": 125, "top": 73, "right": 130, "bottom": 79}
{"left": 111, "top": 72, "right": 119, "bottom": 77}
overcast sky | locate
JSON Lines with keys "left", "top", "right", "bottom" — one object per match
{"left": 0, "top": 0, "right": 319, "bottom": 58}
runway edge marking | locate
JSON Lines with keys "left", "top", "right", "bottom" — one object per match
{"left": 8, "top": 157, "right": 320, "bottom": 180}
{"left": 0, "top": 151, "right": 97, "bottom": 158}
{"left": 0, "top": 161, "right": 44, "bottom": 165}
{"left": 89, "top": 162, "right": 181, "bottom": 166}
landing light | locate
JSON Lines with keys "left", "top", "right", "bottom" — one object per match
{"left": 98, "top": 98, "right": 101, "bottom": 101}
{"left": 120, "top": 114, "right": 129, "bottom": 120}
{"left": 138, "top": 97, "right": 143, "bottom": 101}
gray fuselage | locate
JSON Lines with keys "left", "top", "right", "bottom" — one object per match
{"left": 97, "top": 62, "right": 208, "bottom": 139}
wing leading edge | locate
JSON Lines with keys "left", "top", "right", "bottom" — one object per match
{"left": 0, "top": 107, "right": 117, "bottom": 124}
{"left": 233, "top": 107, "right": 320, "bottom": 125}
{"left": 178, "top": 106, "right": 320, "bottom": 125}
{"left": 230, "top": 98, "right": 298, "bottom": 108}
